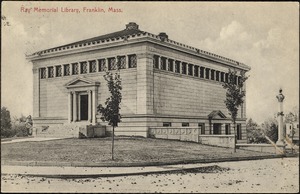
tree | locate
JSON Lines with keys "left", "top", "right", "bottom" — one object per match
{"left": 97, "top": 58, "right": 122, "bottom": 160}
{"left": 222, "top": 69, "right": 248, "bottom": 151}
{"left": 1, "top": 107, "right": 13, "bottom": 138}
{"left": 262, "top": 118, "right": 278, "bottom": 143}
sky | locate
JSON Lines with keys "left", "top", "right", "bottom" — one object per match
{"left": 1, "top": 2, "right": 299, "bottom": 124}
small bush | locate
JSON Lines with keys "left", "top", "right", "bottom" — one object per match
{"left": 13, "top": 123, "right": 29, "bottom": 137}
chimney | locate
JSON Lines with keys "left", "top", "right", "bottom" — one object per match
{"left": 158, "top": 32, "right": 168, "bottom": 41}
{"left": 126, "top": 22, "right": 139, "bottom": 30}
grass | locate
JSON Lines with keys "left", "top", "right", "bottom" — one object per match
{"left": 1, "top": 137, "right": 275, "bottom": 166}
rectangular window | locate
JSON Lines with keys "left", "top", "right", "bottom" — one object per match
{"left": 182, "top": 122, "right": 189, "bottom": 127}
{"left": 108, "top": 57, "right": 116, "bottom": 70}
{"left": 89, "top": 60, "right": 97, "bottom": 73}
{"left": 55, "top": 65, "right": 62, "bottom": 77}
{"left": 167, "top": 59, "right": 173, "bottom": 72}
{"left": 182, "top": 63, "right": 187, "bottom": 74}
{"left": 188, "top": 64, "right": 193, "bottom": 76}
{"left": 200, "top": 67, "right": 205, "bottom": 78}
{"left": 118, "top": 56, "right": 126, "bottom": 69}
{"left": 40, "top": 68, "right": 46, "bottom": 79}
{"left": 98, "top": 59, "right": 106, "bottom": 72}
{"left": 163, "top": 122, "right": 172, "bottom": 127}
{"left": 198, "top": 123, "right": 205, "bottom": 134}
{"left": 237, "top": 124, "right": 242, "bottom": 140}
{"left": 175, "top": 61, "right": 180, "bottom": 73}
{"left": 153, "top": 55, "right": 159, "bottom": 69}
{"left": 225, "top": 73, "right": 229, "bottom": 83}
{"left": 160, "top": 57, "right": 167, "bottom": 70}
{"left": 194, "top": 66, "right": 199, "bottom": 77}
{"left": 64, "top": 64, "right": 70, "bottom": 76}
{"left": 205, "top": 68, "right": 210, "bottom": 79}
{"left": 72, "top": 63, "right": 79, "bottom": 75}
{"left": 211, "top": 70, "right": 215, "bottom": 80}
{"left": 221, "top": 72, "right": 224, "bottom": 82}
{"left": 48, "top": 66, "right": 54, "bottom": 78}
{"left": 216, "top": 71, "right": 220, "bottom": 81}
{"left": 128, "top": 54, "right": 137, "bottom": 68}
{"left": 80, "top": 62, "right": 87, "bottom": 74}
{"left": 225, "top": 124, "right": 230, "bottom": 135}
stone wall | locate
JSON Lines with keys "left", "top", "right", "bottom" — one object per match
{"left": 149, "top": 127, "right": 200, "bottom": 142}
{"left": 198, "top": 135, "right": 236, "bottom": 148}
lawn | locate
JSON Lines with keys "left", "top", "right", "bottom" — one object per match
{"left": 1, "top": 137, "right": 276, "bottom": 166}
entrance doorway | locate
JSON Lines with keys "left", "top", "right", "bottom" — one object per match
{"left": 80, "top": 94, "right": 88, "bottom": 121}
{"left": 213, "top": 123, "right": 221, "bottom": 134}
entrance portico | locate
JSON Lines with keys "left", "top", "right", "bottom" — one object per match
{"left": 65, "top": 77, "right": 100, "bottom": 124}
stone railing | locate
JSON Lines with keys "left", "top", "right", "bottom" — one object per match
{"left": 148, "top": 127, "right": 200, "bottom": 142}
{"left": 198, "top": 135, "right": 236, "bottom": 148}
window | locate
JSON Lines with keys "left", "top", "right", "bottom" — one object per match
{"left": 55, "top": 65, "right": 62, "bottom": 77}
{"left": 40, "top": 68, "right": 46, "bottom": 79}
{"left": 163, "top": 122, "right": 172, "bottom": 127}
{"left": 64, "top": 64, "right": 70, "bottom": 76}
{"left": 98, "top": 59, "right": 106, "bottom": 72}
{"left": 80, "top": 62, "right": 87, "bottom": 74}
{"left": 167, "top": 59, "right": 173, "bottom": 72}
{"left": 175, "top": 61, "right": 180, "bottom": 73}
{"left": 200, "top": 67, "right": 205, "bottom": 78}
{"left": 225, "top": 124, "right": 230, "bottom": 135}
{"left": 108, "top": 58, "right": 116, "bottom": 70}
{"left": 118, "top": 56, "right": 126, "bottom": 69}
{"left": 153, "top": 55, "right": 159, "bottom": 69}
{"left": 221, "top": 72, "right": 224, "bottom": 82}
{"left": 237, "top": 124, "right": 242, "bottom": 140}
{"left": 48, "top": 66, "right": 54, "bottom": 78}
{"left": 225, "top": 73, "right": 229, "bottom": 83}
{"left": 216, "top": 71, "right": 220, "bottom": 81}
{"left": 182, "top": 63, "right": 187, "bottom": 74}
{"left": 194, "top": 66, "right": 199, "bottom": 77}
{"left": 205, "top": 68, "right": 210, "bottom": 79}
{"left": 198, "top": 123, "right": 205, "bottom": 134}
{"left": 160, "top": 57, "right": 167, "bottom": 70}
{"left": 211, "top": 70, "right": 215, "bottom": 80}
{"left": 72, "top": 63, "right": 78, "bottom": 75}
{"left": 128, "top": 54, "right": 137, "bottom": 68}
{"left": 89, "top": 60, "right": 97, "bottom": 73}
{"left": 188, "top": 64, "right": 193, "bottom": 76}
{"left": 182, "top": 122, "right": 189, "bottom": 127}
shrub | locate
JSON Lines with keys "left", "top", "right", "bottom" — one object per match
{"left": 12, "top": 122, "right": 29, "bottom": 137}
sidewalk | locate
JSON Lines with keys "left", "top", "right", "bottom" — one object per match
{"left": 1, "top": 137, "right": 66, "bottom": 144}
{"left": 1, "top": 156, "right": 290, "bottom": 179}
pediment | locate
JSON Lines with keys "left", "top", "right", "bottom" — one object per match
{"left": 208, "top": 110, "right": 227, "bottom": 119}
{"left": 65, "top": 77, "right": 100, "bottom": 88}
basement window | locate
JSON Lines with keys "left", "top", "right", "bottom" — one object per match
{"left": 163, "top": 122, "right": 172, "bottom": 127}
{"left": 182, "top": 122, "right": 189, "bottom": 127}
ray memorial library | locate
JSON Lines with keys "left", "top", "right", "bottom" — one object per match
{"left": 27, "top": 22, "right": 250, "bottom": 143}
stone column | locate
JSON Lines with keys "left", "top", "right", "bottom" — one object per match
{"left": 92, "top": 89, "right": 97, "bottom": 124}
{"left": 276, "top": 89, "right": 285, "bottom": 145}
{"left": 73, "top": 91, "right": 77, "bottom": 122}
{"left": 88, "top": 90, "right": 92, "bottom": 123}
{"left": 126, "top": 55, "right": 129, "bottom": 69}
{"left": 68, "top": 92, "right": 73, "bottom": 123}
{"left": 86, "top": 61, "right": 90, "bottom": 73}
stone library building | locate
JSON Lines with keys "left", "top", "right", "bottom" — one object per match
{"left": 27, "top": 22, "right": 250, "bottom": 143}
